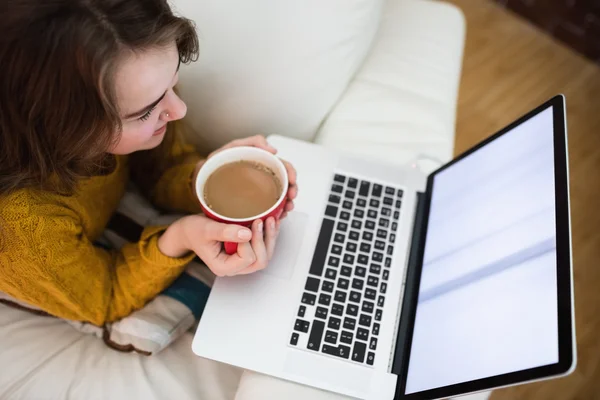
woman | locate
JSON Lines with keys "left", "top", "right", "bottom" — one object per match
{"left": 0, "top": 0, "right": 297, "bottom": 346}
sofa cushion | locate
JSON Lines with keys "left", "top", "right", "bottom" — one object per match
{"left": 315, "top": 0, "right": 466, "bottom": 173}
{"left": 170, "top": 0, "right": 384, "bottom": 151}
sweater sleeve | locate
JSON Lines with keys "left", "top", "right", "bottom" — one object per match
{"left": 132, "top": 120, "right": 205, "bottom": 214}
{"left": 0, "top": 201, "right": 194, "bottom": 326}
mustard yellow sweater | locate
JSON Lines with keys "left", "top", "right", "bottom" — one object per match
{"left": 0, "top": 125, "right": 203, "bottom": 326}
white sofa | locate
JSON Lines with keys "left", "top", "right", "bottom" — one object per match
{"left": 0, "top": 0, "right": 478, "bottom": 399}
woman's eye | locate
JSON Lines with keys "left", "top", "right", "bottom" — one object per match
{"left": 138, "top": 106, "right": 156, "bottom": 122}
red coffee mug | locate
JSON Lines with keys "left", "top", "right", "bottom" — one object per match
{"left": 195, "top": 146, "right": 289, "bottom": 255}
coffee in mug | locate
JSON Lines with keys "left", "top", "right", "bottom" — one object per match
{"left": 203, "top": 160, "right": 283, "bottom": 219}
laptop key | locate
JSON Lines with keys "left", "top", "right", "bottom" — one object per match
{"left": 349, "top": 231, "right": 359, "bottom": 241}
{"left": 305, "top": 277, "right": 319, "bottom": 292}
{"left": 374, "top": 240, "right": 385, "bottom": 250}
{"left": 373, "top": 252, "right": 383, "bottom": 262}
{"left": 357, "top": 328, "right": 369, "bottom": 341}
{"left": 395, "top": 200, "right": 402, "bottom": 209}
{"left": 362, "top": 301, "right": 374, "bottom": 313}
{"left": 389, "top": 233, "right": 396, "bottom": 243}
{"left": 331, "top": 184, "right": 343, "bottom": 193}
{"left": 298, "top": 305, "right": 306, "bottom": 318}
{"left": 369, "top": 264, "right": 381, "bottom": 275}
{"left": 346, "top": 241, "right": 357, "bottom": 252}
{"left": 378, "top": 218, "right": 389, "bottom": 228}
{"left": 352, "top": 341, "right": 366, "bottom": 363}
{"left": 345, "top": 190, "right": 355, "bottom": 199}
{"left": 343, "top": 317, "right": 356, "bottom": 330}
{"left": 351, "top": 220, "right": 362, "bottom": 229}
{"left": 372, "top": 184, "right": 382, "bottom": 197}
{"left": 362, "top": 231, "right": 373, "bottom": 241}
{"left": 385, "top": 187, "right": 395, "bottom": 195}
{"left": 346, "top": 304, "right": 359, "bottom": 316}
{"left": 343, "top": 254, "right": 355, "bottom": 264}
{"left": 377, "top": 229, "right": 387, "bottom": 239}
{"left": 383, "top": 197, "right": 393, "bottom": 206}
{"left": 380, "top": 282, "right": 387, "bottom": 294}
{"left": 367, "top": 352, "right": 375, "bottom": 366}
{"left": 319, "top": 293, "right": 331, "bottom": 306}
{"left": 387, "top": 245, "right": 394, "bottom": 256}
{"left": 325, "top": 205, "right": 338, "bottom": 218}
{"left": 397, "top": 189, "right": 404, "bottom": 198}
{"left": 365, "top": 288, "right": 376, "bottom": 300}
{"left": 322, "top": 344, "right": 350, "bottom": 359}
{"left": 334, "top": 290, "right": 347, "bottom": 303}
{"left": 353, "top": 209, "right": 364, "bottom": 218}
{"left": 325, "top": 269, "right": 337, "bottom": 280}
{"left": 308, "top": 219, "right": 334, "bottom": 277}
{"left": 375, "top": 309, "right": 382, "bottom": 321}
{"left": 383, "top": 270, "right": 389, "bottom": 281}
{"left": 369, "top": 199, "right": 380, "bottom": 208}
{"left": 373, "top": 323, "right": 380, "bottom": 336}
{"left": 392, "top": 222, "right": 398, "bottom": 231}
{"left": 331, "top": 244, "right": 342, "bottom": 255}
{"left": 332, "top": 303, "right": 344, "bottom": 316}
{"left": 360, "top": 243, "right": 371, "bottom": 253}
{"left": 359, "top": 314, "right": 372, "bottom": 327}
{"left": 348, "top": 178, "right": 358, "bottom": 189}
{"left": 341, "top": 266, "right": 352, "bottom": 277}
{"left": 340, "top": 330, "right": 353, "bottom": 344}
{"left": 365, "top": 220, "right": 375, "bottom": 230}
{"left": 340, "top": 211, "right": 350, "bottom": 221}
{"left": 338, "top": 278, "right": 349, "bottom": 290}
{"left": 349, "top": 291, "right": 361, "bottom": 303}
{"left": 393, "top": 211, "right": 400, "bottom": 220}
{"left": 342, "top": 201, "right": 352, "bottom": 210}
{"left": 329, "top": 194, "right": 341, "bottom": 204}
{"left": 307, "top": 320, "right": 325, "bottom": 351}
{"left": 334, "top": 174, "right": 346, "bottom": 183}
{"left": 324, "top": 330, "right": 338, "bottom": 344}
{"left": 321, "top": 281, "right": 334, "bottom": 293}
{"left": 352, "top": 278, "right": 364, "bottom": 290}
{"left": 301, "top": 292, "right": 316, "bottom": 305}
{"left": 328, "top": 256, "right": 339, "bottom": 267}
{"left": 290, "top": 332, "right": 299, "bottom": 346}
{"left": 359, "top": 181, "right": 370, "bottom": 196}
{"left": 385, "top": 257, "right": 392, "bottom": 268}
{"left": 381, "top": 207, "right": 391, "bottom": 216}
{"left": 367, "top": 209, "right": 377, "bottom": 219}
{"left": 357, "top": 254, "right": 368, "bottom": 265}
{"left": 334, "top": 233, "right": 345, "bottom": 243}
{"left": 337, "top": 222, "right": 348, "bottom": 232}
{"left": 378, "top": 296, "right": 385, "bottom": 307}
{"left": 316, "top": 307, "right": 328, "bottom": 319}
{"left": 357, "top": 198, "right": 367, "bottom": 208}
{"left": 327, "top": 317, "right": 341, "bottom": 330}
{"left": 367, "top": 276, "right": 379, "bottom": 287}
{"left": 355, "top": 266, "right": 366, "bottom": 277}
{"left": 294, "top": 319, "right": 310, "bottom": 333}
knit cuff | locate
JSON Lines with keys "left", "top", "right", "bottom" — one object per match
{"left": 138, "top": 226, "right": 195, "bottom": 267}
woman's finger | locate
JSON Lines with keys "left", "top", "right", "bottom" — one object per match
{"left": 236, "top": 219, "right": 272, "bottom": 274}
{"left": 285, "top": 201, "right": 294, "bottom": 212}
{"left": 209, "top": 241, "right": 255, "bottom": 277}
{"left": 229, "top": 135, "right": 277, "bottom": 154}
{"left": 261, "top": 217, "right": 278, "bottom": 260}
{"left": 282, "top": 160, "right": 297, "bottom": 186}
{"left": 287, "top": 184, "right": 298, "bottom": 200}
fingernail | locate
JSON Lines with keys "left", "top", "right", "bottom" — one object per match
{"left": 257, "top": 220, "right": 263, "bottom": 233}
{"left": 238, "top": 229, "right": 252, "bottom": 240}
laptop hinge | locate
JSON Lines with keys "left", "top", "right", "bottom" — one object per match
{"left": 390, "top": 191, "right": 427, "bottom": 380}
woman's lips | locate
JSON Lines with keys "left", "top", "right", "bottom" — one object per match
{"left": 153, "top": 124, "right": 167, "bottom": 136}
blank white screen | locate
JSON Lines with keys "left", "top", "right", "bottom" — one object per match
{"left": 405, "top": 108, "right": 559, "bottom": 394}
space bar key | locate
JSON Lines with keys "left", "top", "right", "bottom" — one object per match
{"left": 308, "top": 218, "right": 334, "bottom": 277}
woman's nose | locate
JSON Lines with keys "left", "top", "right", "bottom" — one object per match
{"left": 161, "top": 91, "right": 187, "bottom": 122}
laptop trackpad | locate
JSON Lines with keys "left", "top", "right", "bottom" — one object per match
{"left": 261, "top": 211, "right": 308, "bottom": 280}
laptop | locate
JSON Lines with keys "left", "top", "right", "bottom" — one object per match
{"left": 192, "top": 95, "right": 576, "bottom": 399}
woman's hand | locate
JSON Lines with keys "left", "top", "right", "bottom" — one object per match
{"left": 159, "top": 214, "right": 281, "bottom": 276}
{"left": 192, "top": 135, "right": 298, "bottom": 219}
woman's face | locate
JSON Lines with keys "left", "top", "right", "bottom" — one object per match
{"left": 109, "top": 43, "right": 186, "bottom": 155}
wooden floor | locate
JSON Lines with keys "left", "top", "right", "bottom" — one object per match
{"left": 445, "top": 1, "right": 600, "bottom": 399}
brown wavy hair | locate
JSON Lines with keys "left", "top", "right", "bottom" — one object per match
{"left": 0, "top": 0, "right": 199, "bottom": 196}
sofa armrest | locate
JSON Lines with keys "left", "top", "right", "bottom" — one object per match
{"left": 315, "top": 0, "right": 465, "bottom": 169}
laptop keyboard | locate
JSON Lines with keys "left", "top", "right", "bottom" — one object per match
{"left": 289, "top": 173, "right": 403, "bottom": 366}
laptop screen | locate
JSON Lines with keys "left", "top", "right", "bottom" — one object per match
{"left": 400, "top": 97, "right": 574, "bottom": 398}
